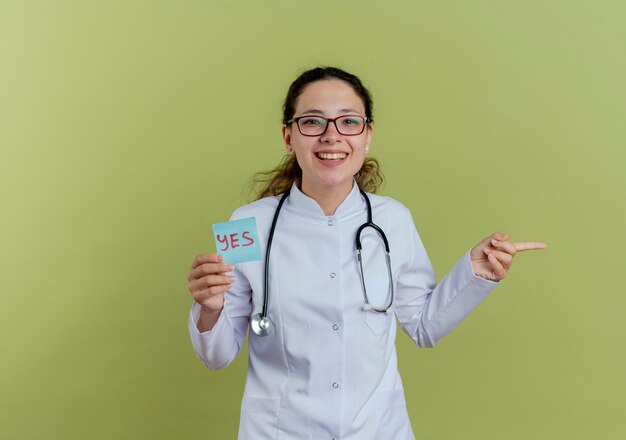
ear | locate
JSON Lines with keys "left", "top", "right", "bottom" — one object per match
{"left": 282, "top": 124, "right": 294, "bottom": 154}
{"left": 364, "top": 122, "right": 374, "bottom": 153}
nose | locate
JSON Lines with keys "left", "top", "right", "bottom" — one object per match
{"left": 319, "top": 120, "right": 342, "bottom": 143}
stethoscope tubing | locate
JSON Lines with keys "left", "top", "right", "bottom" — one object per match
{"left": 262, "top": 189, "right": 291, "bottom": 318}
{"left": 253, "top": 186, "right": 394, "bottom": 337}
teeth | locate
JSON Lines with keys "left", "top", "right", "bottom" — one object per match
{"left": 317, "top": 152, "right": 347, "bottom": 160}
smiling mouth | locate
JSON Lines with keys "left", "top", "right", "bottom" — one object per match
{"left": 315, "top": 152, "right": 348, "bottom": 160}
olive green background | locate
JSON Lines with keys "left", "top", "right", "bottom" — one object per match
{"left": 1, "top": 1, "right": 625, "bottom": 439}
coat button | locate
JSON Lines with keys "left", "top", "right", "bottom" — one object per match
{"left": 332, "top": 382, "right": 339, "bottom": 388}
{"left": 328, "top": 220, "right": 333, "bottom": 226}
{"left": 332, "top": 324, "right": 339, "bottom": 331}
{"left": 330, "top": 272, "right": 336, "bottom": 278}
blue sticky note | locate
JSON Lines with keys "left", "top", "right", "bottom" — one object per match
{"left": 212, "top": 217, "right": 262, "bottom": 264}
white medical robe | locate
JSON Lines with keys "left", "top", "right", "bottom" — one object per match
{"left": 188, "top": 179, "right": 499, "bottom": 439}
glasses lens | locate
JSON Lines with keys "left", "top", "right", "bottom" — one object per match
{"left": 336, "top": 116, "right": 365, "bottom": 135}
{"left": 298, "top": 117, "right": 327, "bottom": 135}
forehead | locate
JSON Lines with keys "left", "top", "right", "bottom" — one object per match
{"left": 294, "top": 79, "right": 365, "bottom": 115}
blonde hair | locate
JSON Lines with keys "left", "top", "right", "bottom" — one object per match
{"left": 250, "top": 154, "right": 384, "bottom": 200}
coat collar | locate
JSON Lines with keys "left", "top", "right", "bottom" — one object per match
{"left": 285, "top": 179, "right": 364, "bottom": 222}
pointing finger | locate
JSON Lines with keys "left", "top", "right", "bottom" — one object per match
{"left": 513, "top": 242, "right": 549, "bottom": 252}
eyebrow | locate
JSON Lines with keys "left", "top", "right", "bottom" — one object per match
{"left": 299, "top": 108, "right": 362, "bottom": 115}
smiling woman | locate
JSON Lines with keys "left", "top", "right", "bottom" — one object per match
{"left": 252, "top": 67, "right": 383, "bottom": 203}
{"left": 185, "top": 66, "right": 548, "bottom": 440}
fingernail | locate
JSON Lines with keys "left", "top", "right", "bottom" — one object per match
{"left": 484, "top": 247, "right": 492, "bottom": 254}
{"left": 491, "top": 239, "right": 498, "bottom": 245}
{"left": 217, "top": 254, "right": 223, "bottom": 261}
{"left": 227, "top": 265, "right": 234, "bottom": 270}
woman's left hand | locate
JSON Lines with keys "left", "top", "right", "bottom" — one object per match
{"left": 470, "top": 232, "right": 548, "bottom": 282}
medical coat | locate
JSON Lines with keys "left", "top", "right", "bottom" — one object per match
{"left": 188, "top": 179, "right": 499, "bottom": 439}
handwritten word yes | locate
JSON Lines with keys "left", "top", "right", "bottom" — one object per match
{"left": 216, "top": 231, "right": 254, "bottom": 251}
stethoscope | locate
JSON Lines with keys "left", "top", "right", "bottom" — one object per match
{"left": 251, "top": 187, "right": 395, "bottom": 337}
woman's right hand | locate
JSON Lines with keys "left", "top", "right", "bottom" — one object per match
{"left": 187, "top": 253, "right": 236, "bottom": 313}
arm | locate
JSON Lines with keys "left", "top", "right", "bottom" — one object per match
{"left": 394, "top": 209, "right": 500, "bottom": 348}
{"left": 195, "top": 307, "right": 222, "bottom": 333}
{"left": 188, "top": 262, "right": 252, "bottom": 370}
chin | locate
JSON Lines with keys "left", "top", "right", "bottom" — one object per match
{"left": 302, "top": 163, "right": 361, "bottom": 190}
{"left": 316, "top": 173, "right": 355, "bottom": 189}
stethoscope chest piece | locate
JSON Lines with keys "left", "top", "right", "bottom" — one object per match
{"left": 251, "top": 313, "right": 273, "bottom": 336}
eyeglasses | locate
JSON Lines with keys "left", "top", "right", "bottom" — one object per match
{"left": 286, "top": 115, "right": 369, "bottom": 136}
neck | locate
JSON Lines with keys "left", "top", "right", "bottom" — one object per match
{"left": 300, "top": 179, "right": 354, "bottom": 216}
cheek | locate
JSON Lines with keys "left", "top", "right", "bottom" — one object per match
{"left": 292, "top": 142, "right": 317, "bottom": 161}
{"left": 350, "top": 140, "right": 368, "bottom": 156}
{"left": 350, "top": 147, "right": 367, "bottom": 168}
{"left": 294, "top": 143, "right": 315, "bottom": 156}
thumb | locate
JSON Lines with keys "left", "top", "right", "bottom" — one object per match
{"left": 471, "top": 231, "right": 509, "bottom": 256}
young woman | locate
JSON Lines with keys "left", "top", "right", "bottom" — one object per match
{"left": 186, "top": 66, "right": 547, "bottom": 440}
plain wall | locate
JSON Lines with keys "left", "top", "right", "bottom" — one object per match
{"left": 1, "top": 1, "right": 625, "bottom": 438}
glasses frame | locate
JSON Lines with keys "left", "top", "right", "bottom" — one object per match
{"left": 286, "top": 115, "right": 369, "bottom": 137}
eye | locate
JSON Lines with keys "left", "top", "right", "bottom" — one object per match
{"left": 300, "top": 117, "right": 324, "bottom": 125}
{"left": 341, "top": 117, "right": 363, "bottom": 126}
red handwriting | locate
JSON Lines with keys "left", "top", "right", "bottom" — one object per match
{"left": 217, "top": 231, "right": 255, "bottom": 251}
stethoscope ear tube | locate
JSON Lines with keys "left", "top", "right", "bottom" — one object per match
{"left": 355, "top": 222, "right": 390, "bottom": 253}
{"left": 356, "top": 226, "right": 395, "bottom": 314}
{"left": 355, "top": 189, "right": 394, "bottom": 313}
{"left": 355, "top": 189, "right": 390, "bottom": 253}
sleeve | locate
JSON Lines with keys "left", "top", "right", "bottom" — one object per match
{"left": 187, "top": 210, "right": 254, "bottom": 370}
{"left": 394, "top": 208, "right": 500, "bottom": 348}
